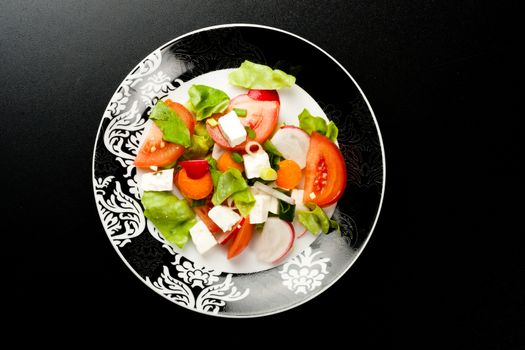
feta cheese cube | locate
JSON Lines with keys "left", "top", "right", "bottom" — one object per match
{"left": 243, "top": 151, "right": 271, "bottom": 179}
{"left": 291, "top": 189, "right": 308, "bottom": 212}
{"left": 189, "top": 221, "right": 217, "bottom": 254}
{"left": 250, "top": 194, "right": 271, "bottom": 224}
{"left": 211, "top": 143, "right": 226, "bottom": 160}
{"left": 208, "top": 205, "right": 241, "bottom": 232}
{"left": 268, "top": 196, "right": 279, "bottom": 214}
{"left": 217, "top": 110, "right": 247, "bottom": 147}
{"left": 140, "top": 168, "right": 174, "bottom": 191}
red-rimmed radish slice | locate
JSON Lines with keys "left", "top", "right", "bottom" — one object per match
{"left": 292, "top": 220, "right": 307, "bottom": 238}
{"left": 255, "top": 217, "right": 295, "bottom": 263}
{"left": 270, "top": 126, "right": 310, "bottom": 169}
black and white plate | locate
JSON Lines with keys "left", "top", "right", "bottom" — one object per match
{"left": 92, "top": 24, "right": 385, "bottom": 317}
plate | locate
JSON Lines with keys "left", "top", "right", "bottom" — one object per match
{"left": 92, "top": 24, "right": 385, "bottom": 317}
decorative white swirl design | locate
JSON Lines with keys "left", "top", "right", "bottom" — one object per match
{"left": 105, "top": 49, "right": 163, "bottom": 117}
{"left": 138, "top": 72, "right": 181, "bottom": 109}
{"left": 102, "top": 47, "right": 182, "bottom": 182}
{"left": 94, "top": 176, "right": 145, "bottom": 247}
{"left": 145, "top": 224, "right": 249, "bottom": 312}
{"left": 173, "top": 254, "right": 221, "bottom": 288}
{"left": 103, "top": 100, "right": 146, "bottom": 178}
{"left": 145, "top": 265, "right": 249, "bottom": 314}
{"left": 279, "top": 247, "right": 330, "bottom": 294}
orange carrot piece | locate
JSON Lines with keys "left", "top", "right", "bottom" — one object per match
{"left": 275, "top": 159, "right": 302, "bottom": 190}
{"left": 217, "top": 151, "right": 244, "bottom": 172}
{"left": 175, "top": 168, "right": 213, "bottom": 200}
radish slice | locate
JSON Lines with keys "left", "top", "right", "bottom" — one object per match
{"left": 271, "top": 126, "right": 310, "bottom": 169}
{"left": 253, "top": 181, "right": 295, "bottom": 205}
{"left": 255, "top": 217, "right": 295, "bottom": 263}
{"left": 292, "top": 219, "right": 308, "bottom": 237}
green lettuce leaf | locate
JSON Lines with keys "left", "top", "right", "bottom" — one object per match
{"left": 296, "top": 203, "right": 339, "bottom": 235}
{"left": 325, "top": 120, "right": 339, "bottom": 141}
{"left": 211, "top": 168, "right": 249, "bottom": 206}
{"left": 149, "top": 100, "right": 191, "bottom": 147}
{"left": 182, "top": 122, "right": 214, "bottom": 160}
{"left": 206, "top": 156, "right": 222, "bottom": 189}
{"left": 228, "top": 60, "right": 296, "bottom": 89}
{"left": 298, "top": 108, "right": 339, "bottom": 142}
{"left": 232, "top": 189, "right": 256, "bottom": 217}
{"left": 188, "top": 84, "right": 230, "bottom": 121}
{"left": 263, "top": 140, "right": 282, "bottom": 170}
{"left": 141, "top": 191, "right": 196, "bottom": 248}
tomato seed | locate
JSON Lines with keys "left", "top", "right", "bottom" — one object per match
{"left": 150, "top": 146, "right": 157, "bottom": 152}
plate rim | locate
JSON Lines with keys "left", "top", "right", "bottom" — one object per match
{"left": 91, "top": 23, "right": 386, "bottom": 318}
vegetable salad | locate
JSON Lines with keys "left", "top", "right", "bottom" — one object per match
{"left": 134, "top": 61, "right": 346, "bottom": 262}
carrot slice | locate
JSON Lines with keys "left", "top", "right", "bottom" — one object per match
{"left": 217, "top": 151, "right": 244, "bottom": 172}
{"left": 175, "top": 168, "right": 213, "bottom": 200}
{"left": 275, "top": 159, "right": 302, "bottom": 190}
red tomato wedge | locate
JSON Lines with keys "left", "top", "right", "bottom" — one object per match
{"left": 227, "top": 217, "right": 254, "bottom": 259}
{"left": 206, "top": 94, "right": 279, "bottom": 150}
{"left": 134, "top": 123, "right": 185, "bottom": 168}
{"left": 193, "top": 203, "right": 222, "bottom": 234}
{"left": 134, "top": 101, "right": 195, "bottom": 168}
{"left": 179, "top": 160, "right": 209, "bottom": 179}
{"left": 303, "top": 132, "right": 347, "bottom": 207}
{"left": 216, "top": 217, "right": 245, "bottom": 245}
{"left": 247, "top": 89, "right": 280, "bottom": 103}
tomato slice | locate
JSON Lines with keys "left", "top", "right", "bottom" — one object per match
{"left": 227, "top": 217, "right": 253, "bottom": 259}
{"left": 216, "top": 217, "right": 245, "bottom": 245}
{"left": 134, "top": 123, "right": 185, "bottom": 167}
{"left": 134, "top": 101, "right": 195, "bottom": 168}
{"left": 179, "top": 160, "right": 209, "bottom": 179}
{"left": 247, "top": 89, "right": 280, "bottom": 103}
{"left": 206, "top": 94, "right": 279, "bottom": 150}
{"left": 303, "top": 132, "right": 347, "bottom": 207}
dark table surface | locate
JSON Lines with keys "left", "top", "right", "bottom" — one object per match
{"left": 2, "top": 0, "right": 522, "bottom": 346}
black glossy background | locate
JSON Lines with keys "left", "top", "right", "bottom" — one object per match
{"left": 2, "top": 1, "right": 522, "bottom": 346}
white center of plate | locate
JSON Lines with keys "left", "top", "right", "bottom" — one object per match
{"left": 138, "top": 69, "right": 336, "bottom": 274}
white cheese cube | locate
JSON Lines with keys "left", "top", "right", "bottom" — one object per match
{"left": 140, "top": 168, "right": 174, "bottom": 191}
{"left": 251, "top": 186, "right": 278, "bottom": 214}
{"left": 268, "top": 196, "right": 279, "bottom": 214}
{"left": 243, "top": 151, "right": 271, "bottom": 179}
{"left": 217, "top": 110, "right": 247, "bottom": 147}
{"left": 250, "top": 194, "right": 271, "bottom": 224}
{"left": 208, "top": 205, "right": 241, "bottom": 232}
{"left": 211, "top": 143, "right": 226, "bottom": 160}
{"left": 291, "top": 189, "right": 308, "bottom": 212}
{"left": 189, "top": 221, "right": 217, "bottom": 254}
